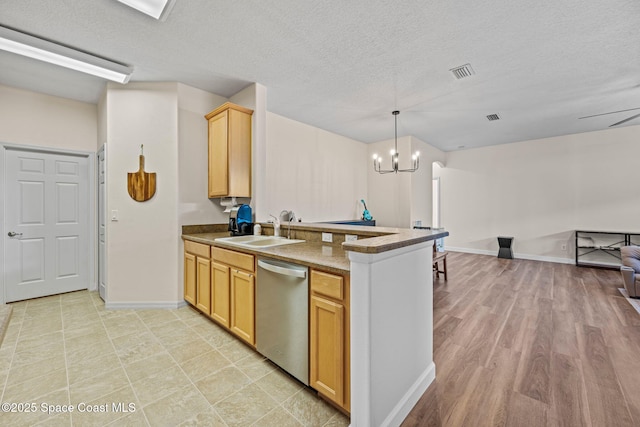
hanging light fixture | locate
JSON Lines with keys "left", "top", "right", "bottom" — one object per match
{"left": 372, "top": 111, "right": 419, "bottom": 174}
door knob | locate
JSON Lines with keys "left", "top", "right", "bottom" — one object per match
{"left": 7, "top": 231, "right": 23, "bottom": 237}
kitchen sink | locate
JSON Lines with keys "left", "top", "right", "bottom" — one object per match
{"left": 215, "top": 235, "right": 305, "bottom": 249}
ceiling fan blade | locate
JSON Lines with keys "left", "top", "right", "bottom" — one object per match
{"left": 578, "top": 107, "right": 640, "bottom": 120}
{"left": 609, "top": 113, "right": 640, "bottom": 127}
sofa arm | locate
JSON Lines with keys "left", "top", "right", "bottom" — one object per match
{"left": 621, "top": 266, "right": 637, "bottom": 297}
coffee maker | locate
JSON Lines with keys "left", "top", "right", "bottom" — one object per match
{"left": 228, "top": 204, "right": 254, "bottom": 236}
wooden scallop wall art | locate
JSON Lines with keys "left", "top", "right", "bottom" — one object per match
{"left": 127, "top": 145, "right": 157, "bottom": 202}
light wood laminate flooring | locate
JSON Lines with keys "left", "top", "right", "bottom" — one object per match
{"left": 403, "top": 252, "right": 640, "bottom": 427}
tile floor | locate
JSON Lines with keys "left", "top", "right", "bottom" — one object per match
{"left": 0, "top": 291, "right": 350, "bottom": 426}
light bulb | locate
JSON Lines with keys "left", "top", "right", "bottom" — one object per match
{"left": 390, "top": 149, "right": 395, "bottom": 155}
{"left": 415, "top": 151, "right": 420, "bottom": 157}
{"left": 412, "top": 154, "right": 417, "bottom": 160}
{"left": 372, "top": 154, "right": 378, "bottom": 160}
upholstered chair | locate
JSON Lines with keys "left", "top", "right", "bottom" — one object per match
{"left": 621, "top": 246, "right": 640, "bottom": 298}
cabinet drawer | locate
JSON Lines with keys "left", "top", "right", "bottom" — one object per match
{"left": 212, "top": 247, "right": 255, "bottom": 272}
{"left": 311, "top": 270, "right": 344, "bottom": 300}
{"left": 184, "top": 240, "right": 210, "bottom": 259}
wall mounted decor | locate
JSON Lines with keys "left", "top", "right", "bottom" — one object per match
{"left": 127, "top": 144, "right": 156, "bottom": 202}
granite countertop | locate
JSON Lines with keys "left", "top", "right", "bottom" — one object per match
{"left": 183, "top": 232, "right": 350, "bottom": 273}
{"left": 181, "top": 223, "right": 448, "bottom": 274}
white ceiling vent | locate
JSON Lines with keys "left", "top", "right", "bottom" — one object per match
{"left": 450, "top": 63, "right": 475, "bottom": 80}
{"left": 486, "top": 113, "right": 500, "bottom": 121}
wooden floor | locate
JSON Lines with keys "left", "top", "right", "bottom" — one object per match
{"left": 402, "top": 252, "right": 640, "bottom": 427}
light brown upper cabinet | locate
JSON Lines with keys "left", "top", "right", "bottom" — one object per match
{"left": 205, "top": 102, "right": 253, "bottom": 198}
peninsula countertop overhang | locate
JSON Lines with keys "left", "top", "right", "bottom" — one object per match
{"left": 181, "top": 222, "right": 449, "bottom": 274}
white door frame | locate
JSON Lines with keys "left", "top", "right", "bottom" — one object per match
{"left": 97, "top": 144, "right": 107, "bottom": 302}
{"left": 0, "top": 143, "right": 96, "bottom": 304}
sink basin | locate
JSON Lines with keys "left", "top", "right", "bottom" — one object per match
{"left": 215, "top": 235, "right": 305, "bottom": 249}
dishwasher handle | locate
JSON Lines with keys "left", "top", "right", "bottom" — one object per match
{"left": 258, "top": 260, "right": 307, "bottom": 279}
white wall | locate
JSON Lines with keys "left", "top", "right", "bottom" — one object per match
{"left": 264, "top": 112, "right": 368, "bottom": 222}
{"left": 436, "top": 125, "right": 640, "bottom": 262}
{"left": 177, "top": 83, "right": 229, "bottom": 225}
{"left": 0, "top": 84, "right": 97, "bottom": 151}
{"left": 105, "top": 82, "right": 181, "bottom": 304}
{"left": 368, "top": 136, "right": 445, "bottom": 228}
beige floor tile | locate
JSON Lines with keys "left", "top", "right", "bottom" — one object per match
{"left": 20, "top": 316, "right": 63, "bottom": 336}
{"left": 166, "top": 337, "right": 214, "bottom": 364}
{"left": 181, "top": 349, "right": 231, "bottom": 382}
{"left": 12, "top": 340, "right": 65, "bottom": 368}
{"left": 1, "top": 291, "right": 346, "bottom": 427}
{"left": 0, "top": 346, "right": 15, "bottom": 371}
{"left": 142, "top": 384, "right": 210, "bottom": 427}
{"left": 195, "top": 366, "right": 252, "bottom": 405}
{"left": 130, "top": 364, "right": 192, "bottom": 406}
{"left": 217, "top": 338, "right": 256, "bottom": 362}
{"left": 323, "top": 412, "right": 351, "bottom": 427}
{"left": 254, "top": 406, "right": 304, "bottom": 426}
{"left": 235, "top": 352, "right": 277, "bottom": 381}
{"left": 214, "top": 382, "right": 278, "bottom": 427}
{"left": 3, "top": 368, "right": 67, "bottom": 402}
{"left": 102, "top": 312, "right": 147, "bottom": 339}
{"left": 282, "top": 389, "right": 337, "bottom": 427}
{"left": 136, "top": 309, "right": 179, "bottom": 325}
{"left": 104, "top": 409, "right": 150, "bottom": 427}
{"left": 112, "top": 331, "right": 165, "bottom": 365}
{"left": 67, "top": 351, "right": 122, "bottom": 385}
{"left": 66, "top": 339, "right": 116, "bottom": 366}
{"left": 191, "top": 322, "right": 236, "bottom": 348}
{"left": 2, "top": 387, "right": 69, "bottom": 427}
{"left": 178, "top": 406, "right": 227, "bottom": 427}
{"left": 61, "top": 318, "right": 105, "bottom": 339}
{"left": 69, "top": 366, "right": 129, "bottom": 404}
{"left": 71, "top": 384, "right": 139, "bottom": 427}
{"left": 15, "top": 330, "right": 63, "bottom": 352}
{"left": 5, "top": 354, "right": 66, "bottom": 387}
{"left": 65, "top": 331, "right": 112, "bottom": 353}
{"left": 255, "top": 369, "right": 304, "bottom": 404}
{"left": 123, "top": 351, "right": 178, "bottom": 382}
{"left": 33, "top": 411, "right": 72, "bottom": 427}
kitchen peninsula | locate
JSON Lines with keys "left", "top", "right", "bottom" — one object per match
{"left": 182, "top": 222, "right": 448, "bottom": 427}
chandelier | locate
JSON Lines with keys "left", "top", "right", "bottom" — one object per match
{"left": 372, "top": 111, "right": 419, "bottom": 174}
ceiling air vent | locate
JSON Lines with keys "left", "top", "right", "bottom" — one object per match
{"left": 486, "top": 113, "right": 500, "bottom": 121}
{"left": 450, "top": 63, "right": 475, "bottom": 80}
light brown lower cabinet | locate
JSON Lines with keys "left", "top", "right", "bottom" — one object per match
{"left": 310, "top": 269, "right": 350, "bottom": 412}
{"left": 212, "top": 247, "right": 256, "bottom": 346}
{"left": 211, "top": 261, "right": 231, "bottom": 327}
{"left": 184, "top": 240, "right": 211, "bottom": 314}
{"left": 230, "top": 268, "right": 255, "bottom": 345}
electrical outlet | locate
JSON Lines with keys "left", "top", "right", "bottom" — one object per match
{"left": 345, "top": 234, "right": 358, "bottom": 242}
{"left": 322, "top": 232, "right": 333, "bottom": 243}
{"left": 561, "top": 244, "right": 567, "bottom": 251}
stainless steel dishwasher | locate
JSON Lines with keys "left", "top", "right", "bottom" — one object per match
{"left": 256, "top": 257, "right": 309, "bottom": 385}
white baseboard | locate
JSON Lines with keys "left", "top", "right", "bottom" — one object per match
{"left": 381, "top": 362, "right": 436, "bottom": 427}
{"left": 446, "top": 246, "right": 574, "bottom": 265}
{"left": 104, "top": 300, "right": 187, "bottom": 310}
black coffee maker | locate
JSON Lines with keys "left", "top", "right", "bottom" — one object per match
{"left": 228, "top": 204, "right": 254, "bottom": 236}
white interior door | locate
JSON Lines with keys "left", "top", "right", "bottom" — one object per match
{"left": 5, "top": 148, "right": 89, "bottom": 302}
{"left": 98, "top": 146, "right": 107, "bottom": 301}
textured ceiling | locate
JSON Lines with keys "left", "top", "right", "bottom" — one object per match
{"left": 1, "top": 0, "right": 639, "bottom": 151}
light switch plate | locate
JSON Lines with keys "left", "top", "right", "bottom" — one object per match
{"left": 345, "top": 234, "right": 358, "bottom": 242}
{"left": 322, "top": 232, "right": 333, "bottom": 243}
{"left": 111, "top": 210, "right": 118, "bottom": 221}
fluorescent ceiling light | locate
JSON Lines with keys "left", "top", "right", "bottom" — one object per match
{"left": 116, "top": 0, "right": 176, "bottom": 20}
{"left": 0, "top": 26, "right": 133, "bottom": 83}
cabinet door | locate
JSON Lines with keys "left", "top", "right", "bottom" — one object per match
{"left": 184, "top": 252, "right": 196, "bottom": 306}
{"left": 230, "top": 269, "right": 255, "bottom": 345}
{"left": 310, "top": 294, "right": 344, "bottom": 405}
{"left": 208, "top": 110, "right": 229, "bottom": 197}
{"left": 211, "top": 261, "right": 231, "bottom": 327}
{"left": 195, "top": 257, "right": 211, "bottom": 315}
